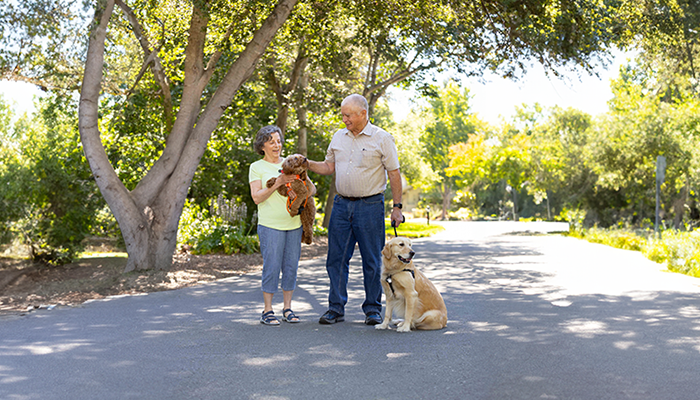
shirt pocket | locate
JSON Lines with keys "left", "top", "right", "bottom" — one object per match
{"left": 359, "top": 145, "right": 382, "bottom": 168}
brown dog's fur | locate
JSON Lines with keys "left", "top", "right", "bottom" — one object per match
{"left": 265, "top": 154, "right": 315, "bottom": 244}
{"left": 376, "top": 237, "right": 447, "bottom": 332}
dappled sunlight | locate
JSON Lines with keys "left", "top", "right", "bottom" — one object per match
{"left": 0, "top": 341, "right": 91, "bottom": 356}
{"left": 385, "top": 352, "right": 411, "bottom": 359}
{"left": 142, "top": 330, "right": 182, "bottom": 338}
{"left": 240, "top": 354, "right": 296, "bottom": 367}
{"left": 3, "top": 222, "right": 700, "bottom": 399}
{"left": 310, "top": 359, "right": 359, "bottom": 367}
{"left": 306, "top": 344, "right": 359, "bottom": 367}
{"left": 404, "top": 226, "right": 700, "bottom": 363}
{"left": 560, "top": 319, "right": 613, "bottom": 338}
{"left": 0, "top": 365, "right": 28, "bottom": 386}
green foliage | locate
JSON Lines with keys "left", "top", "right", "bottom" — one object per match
{"left": 573, "top": 226, "right": 700, "bottom": 278}
{"left": 616, "top": 0, "right": 700, "bottom": 97}
{"left": 178, "top": 198, "right": 259, "bottom": 255}
{"left": 573, "top": 226, "right": 648, "bottom": 251}
{"left": 0, "top": 94, "right": 102, "bottom": 264}
{"left": 644, "top": 230, "right": 700, "bottom": 277}
{"left": 384, "top": 221, "right": 445, "bottom": 238}
{"left": 313, "top": 223, "right": 328, "bottom": 237}
{"left": 421, "top": 81, "right": 480, "bottom": 175}
{"left": 0, "top": 1, "right": 88, "bottom": 89}
{"left": 192, "top": 225, "right": 260, "bottom": 255}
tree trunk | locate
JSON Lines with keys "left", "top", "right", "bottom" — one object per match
{"left": 267, "top": 43, "right": 308, "bottom": 137}
{"left": 295, "top": 73, "right": 309, "bottom": 156}
{"left": 322, "top": 174, "right": 336, "bottom": 228}
{"left": 79, "top": 0, "right": 298, "bottom": 272}
{"left": 673, "top": 184, "right": 688, "bottom": 230}
{"left": 441, "top": 182, "right": 450, "bottom": 220}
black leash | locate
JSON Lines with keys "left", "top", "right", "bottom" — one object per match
{"left": 391, "top": 215, "right": 406, "bottom": 237}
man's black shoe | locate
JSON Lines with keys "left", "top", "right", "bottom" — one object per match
{"left": 365, "top": 312, "right": 383, "bottom": 325}
{"left": 319, "top": 310, "right": 345, "bottom": 324}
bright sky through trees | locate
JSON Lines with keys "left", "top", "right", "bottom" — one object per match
{"left": 388, "top": 49, "right": 636, "bottom": 125}
{"left": 0, "top": 50, "right": 633, "bottom": 125}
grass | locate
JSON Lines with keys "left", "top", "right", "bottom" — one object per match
{"left": 570, "top": 227, "right": 700, "bottom": 278}
{"left": 385, "top": 220, "right": 446, "bottom": 238}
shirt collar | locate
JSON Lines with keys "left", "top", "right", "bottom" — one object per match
{"left": 345, "top": 121, "right": 374, "bottom": 137}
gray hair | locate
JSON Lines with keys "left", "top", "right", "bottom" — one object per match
{"left": 341, "top": 94, "right": 369, "bottom": 119}
{"left": 253, "top": 125, "right": 284, "bottom": 155}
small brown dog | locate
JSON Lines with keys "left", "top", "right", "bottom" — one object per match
{"left": 376, "top": 237, "right": 447, "bottom": 332}
{"left": 265, "top": 154, "right": 315, "bottom": 244}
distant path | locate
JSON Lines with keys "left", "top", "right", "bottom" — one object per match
{"left": 2, "top": 221, "right": 700, "bottom": 400}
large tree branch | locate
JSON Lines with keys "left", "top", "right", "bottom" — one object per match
{"left": 267, "top": 41, "right": 308, "bottom": 132}
{"left": 132, "top": 0, "right": 298, "bottom": 210}
{"left": 266, "top": 57, "right": 285, "bottom": 104}
{"left": 287, "top": 39, "right": 308, "bottom": 92}
{"left": 79, "top": 0, "right": 149, "bottom": 271}
{"left": 203, "top": 22, "right": 237, "bottom": 81}
{"left": 130, "top": 3, "right": 210, "bottom": 207}
{"left": 368, "top": 41, "right": 381, "bottom": 90}
{"left": 79, "top": 0, "right": 125, "bottom": 204}
{"left": 115, "top": 0, "right": 173, "bottom": 132}
{"left": 161, "top": 0, "right": 299, "bottom": 210}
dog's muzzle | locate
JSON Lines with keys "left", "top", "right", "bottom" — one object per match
{"left": 397, "top": 251, "right": 415, "bottom": 264}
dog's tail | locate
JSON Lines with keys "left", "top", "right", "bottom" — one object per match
{"left": 414, "top": 309, "right": 447, "bottom": 330}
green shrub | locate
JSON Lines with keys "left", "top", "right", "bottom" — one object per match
{"left": 178, "top": 198, "right": 259, "bottom": 255}
{"left": 1, "top": 95, "right": 102, "bottom": 265}
{"left": 572, "top": 226, "right": 700, "bottom": 279}
{"left": 643, "top": 230, "right": 700, "bottom": 277}
{"left": 314, "top": 224, "right": 328, "bottom": 237}
{"left": 192, "top": 225, "right": 260, "bottom": 255}
{"left": 582, "top": 227, "right": 647, "bottom": 251}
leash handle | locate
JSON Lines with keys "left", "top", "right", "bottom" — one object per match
{"left": 391, "top": 215, "right": 406, "bottom": 237}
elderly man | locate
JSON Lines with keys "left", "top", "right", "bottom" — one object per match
{"left": 308, "top": 94, "right": 404, "bottom": 326}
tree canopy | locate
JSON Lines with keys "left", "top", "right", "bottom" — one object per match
{"left": 6, "top": 0, "right": 697, "bottom": 267}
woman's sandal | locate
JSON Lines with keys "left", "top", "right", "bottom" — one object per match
{"left": 282, "top": 308, "right": 300, "bottom": 323}
{"left": 260, "top": 310, "right": 280, "bottom": 325}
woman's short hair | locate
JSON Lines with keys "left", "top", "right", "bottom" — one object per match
{"left": 253, "top": 125, "right": 283, "bottom": 156}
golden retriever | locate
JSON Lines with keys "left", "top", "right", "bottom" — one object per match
{"left": 376, "top": 237, "right": 447, "bottom": 332}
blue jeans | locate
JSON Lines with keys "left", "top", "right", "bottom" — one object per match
{"left": 325, "top": 193, "right": 385, "bottom": 315}
{"left": 258, "top": 225, "right": 303, "bottom": 293}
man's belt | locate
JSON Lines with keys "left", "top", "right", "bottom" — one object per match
{"left": 338, "top": 192, "right": 382, "bottom": 201}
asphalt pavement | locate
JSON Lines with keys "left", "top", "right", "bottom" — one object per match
{"left": 2, "top": 221, "right": 700, "bottom": 400}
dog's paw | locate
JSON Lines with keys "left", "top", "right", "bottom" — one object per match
{"left": 397, "top": 324, "right": 411, "bottom": 333}
{"left": 375, "top": 322, "right": 390, "bottom": 330}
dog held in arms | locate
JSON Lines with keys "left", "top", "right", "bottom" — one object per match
{"left": 376, "top": 237, "right": 447, "bottom": 332}
{"left": 265, "top": 154, "right": 315, "bottom": 244}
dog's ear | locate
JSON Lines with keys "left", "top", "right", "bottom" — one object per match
{"left": 382, "top": 243, "right": 392, "bottom": 260}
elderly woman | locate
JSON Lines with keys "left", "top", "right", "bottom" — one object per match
{"left": 248, "top": 125, "right": 315, "bottom": 325}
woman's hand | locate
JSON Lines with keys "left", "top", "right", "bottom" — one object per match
{"left": 274, "top": 173, "right": 297, "bottom": 188}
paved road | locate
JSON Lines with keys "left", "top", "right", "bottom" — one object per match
{"left": 2, "top": 221, "right": 700, "bottom": 400}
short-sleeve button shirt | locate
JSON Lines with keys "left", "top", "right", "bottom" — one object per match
{"left": 325, "top": 122, "right": 400, "bottom": 197}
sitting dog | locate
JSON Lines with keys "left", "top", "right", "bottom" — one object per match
{"left": 376, "top": 237, "right": 447, "bottom": 332}
{"left": 265, "top": 154, "right": 315, "bottom": 244}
